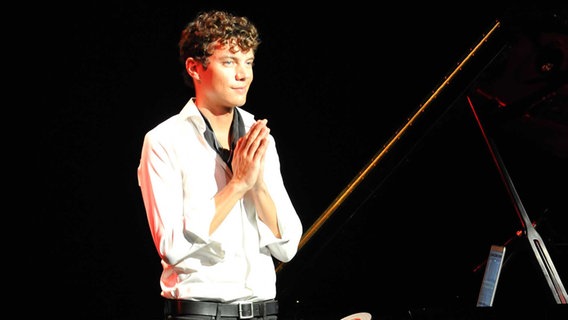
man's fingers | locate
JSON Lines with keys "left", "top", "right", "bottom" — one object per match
{"left": 241, "top": 120, "right": 269, "bottom": 153}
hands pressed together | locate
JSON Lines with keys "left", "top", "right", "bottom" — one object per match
{"left": 231, "top": 119, "right": 270, "bottom": 191}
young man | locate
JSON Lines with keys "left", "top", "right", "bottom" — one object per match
{"left": 137, "top": 10, "right": 303, "bottom": 320}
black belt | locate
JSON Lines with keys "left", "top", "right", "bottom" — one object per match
{"left": 164, "top": 299, "right": 278, "bottom": 319}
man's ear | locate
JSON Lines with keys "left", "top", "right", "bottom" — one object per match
{"left": 185, "top": 58, "right": 200, "bottom": 81}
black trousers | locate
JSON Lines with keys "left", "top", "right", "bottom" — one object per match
{"left": 165, "top": 316, "right": 277, "bottom": 320}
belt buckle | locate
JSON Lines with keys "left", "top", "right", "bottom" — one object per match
{"left": 238, "top": 301, "right": 253, "bottom": 319}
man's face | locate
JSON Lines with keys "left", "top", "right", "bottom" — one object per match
{"left": 197, "top": 41, "right": 255, "bottom": 109}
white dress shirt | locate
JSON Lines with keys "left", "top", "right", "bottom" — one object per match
{"left": 137, "top": 98, "right": 303, "bottom": 302}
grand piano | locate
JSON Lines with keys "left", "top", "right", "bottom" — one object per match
{"left": 275, "top": 6, "right": 567, "bottom": 319}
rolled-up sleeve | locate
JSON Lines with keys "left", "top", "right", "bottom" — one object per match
{"left": 257, "top": 135, "right": 303, "bottom": 262}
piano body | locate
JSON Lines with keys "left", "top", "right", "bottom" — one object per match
{"left": 276, "top": 6, "right": 568, "bottom": 319}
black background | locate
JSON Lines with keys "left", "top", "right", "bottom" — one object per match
{"left": 31, "top": 1, "right": 567, "bottom": 319}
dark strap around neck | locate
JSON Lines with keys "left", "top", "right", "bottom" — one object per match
{"left": 200, "top": 109, "right": 246, "bottom": 169}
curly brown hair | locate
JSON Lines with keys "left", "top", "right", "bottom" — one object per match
{"left": 178, "top": 10, "right": 261, "bottom": 87}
